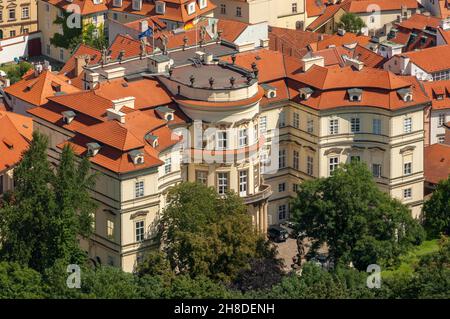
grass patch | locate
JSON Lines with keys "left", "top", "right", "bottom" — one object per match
{"left": 0, "top": 61, "right": 33, "bottom": 84}
{"left": 382, "top": 239, "right": 439, "bottom": 279}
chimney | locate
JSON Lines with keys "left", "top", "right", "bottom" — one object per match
{"left": 301, "top": 55, "right": 325, "bottom": 72}
{"left": 337, "top": 28, "right": 346, "bottom": 36}
{"left": 139, "top": 20, "right": 148, "bottom": 33}
{"left": 85, "top": 72, "right": 99, "bottom": 90}
{"left": 107, "top": 108, "right": 126, "bottom": 123}
{"left": 104, "top": 67, "right": 126, "bottom": 80}
{"left": 111, "top": 96, "right": 135, "bottom": 111}
{"left": 43, "top": 60, "right": 52, "bottom": 72}
{"left": 74, "top": 55, "right": 89, "bottom": 77}
{"left": 34, "top": 63, "right": 43, "bottom": 77}
{"left": 260, "top": 38, "right": 269, "bottom": 48}
{"left": 343, "top": 55, "right": 364, "bottom": 71}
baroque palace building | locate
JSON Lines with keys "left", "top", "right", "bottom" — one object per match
{"left": 0, "top": 0, "right": 38, "bottom": 39}
{"left": 5, "top": 31, "right": 429, "bottom": 271}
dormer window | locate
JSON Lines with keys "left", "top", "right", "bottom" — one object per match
{"left": 187, "top": 2, "right": 196, "bottom": 15}
{"left": 198, "top": 0, "right": 207, "bottom": 10}
{"left": 436, "top": 94, "right": 444, "bottom": 100}
{"left": 155, "top": 1, "right": 166, "bottom": 14}
{"left": 113, "top": 0, "right": 122, "bottom": 7}
{"left": 397, "top": 88, "right": 413, "bottom": 102}
{"left": 86, "top": 142, "right": 101, "bottom": 157}
{"left": 299, "top": 87, "right": 314, "bottom": 100}
{"left": 348, "top": 88, "right": 362, "bottom": 102}
{"left": 132, "top": 0, "right": 142, "bottom": 11}
{"left": 261, "top": 84, "right": 277, "bottom": 99}
{"left": 155, "top": 106, "right": 175, "bottom": 122}
{"left": 145, "top": 133, "right": 159, "bottom": 148}
{"left": 62, "top": 110, "right": 76, "bottom": 124}
{"left": 93, "top": 0, "right": 102, "bottom": 4}
{"left": 129, "top": 149, "right": 145, "bottom": 165}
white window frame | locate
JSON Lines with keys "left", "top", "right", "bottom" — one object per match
{"left": 279, "top": 111, "right": 286, "bottom": 128}
{"left": 217, "top": 172, "right": 229, "bottom": 195}
{"left": 187, "top": 2, "right": 196, "bottom": 15}
{"left": 403, "top": 188, "right": 412, "bottom": 199}
{"left": 278, "top": 182, "right": 286, "bottom": 192}
{"left": 372, "top": 163, "right": 382, "bottom": 178}
{"left": 198, "top": 0, "right": 207, "bottom": 10}
{"left": 135, "top": 220, "right": 145, "bottom": 242}
{"left": 238, "top": 128, "right": 248, "bottom": 147}
{"left": 107, "top": 219, "right": 114, "bottom": 240}
{"left": 351, "top": 117, "right": 360, "bottom": 133}
{"left": 239, "top": 170, "right": 248, "bottom": 196}
{"left": 372, "top": 118, "right": 381, "bottom": 135}
{"left": 403, "top": 117, "right": 412, "bottom": 133}
{"left": 307, "top": 156, "right": 313, "bottom": 175}
{"left": 135, "top": 180, "right": 144, "bottom": 198}
{"left": 22, "top": 6, "right": 29, "bottom": 19}
{"left": 236, "top": 6, "right": 242, "bottom": 17}
{"left": 329, "top": 156, "right": 339, "bottom": 174}
{"left": 307, "top": 118, "right": 314, "bottom": 133}
{"left": 164, "top": 158, "right": 172, "bottom": 174}
{"left": 329, "top": 119, "right": 339, "bottom": 135}
{"left": 293, "top": 112, "right": 300, "bottom": 128}
{"left": 279, "top": 149, "right": 286, "bottom": 169}
{"left": 403, "top": 162, "right": 412, "bottom": 175}
{"left": 217, "top": 131, "right": 227, "bottom": 150}
{"left": 438, "top": 113, "right": 446, "bottom": 127}
{"left": 293, "top": 150, "right": 299, "bottom": 170}
{"left": 260, "top": 116, "right": 267, "bottom": 133}
{"left": 278, "top": 204, "right": 287, "bottom": 220}
{"left": 196, "top": 170, "right": 208, "bottom": 185}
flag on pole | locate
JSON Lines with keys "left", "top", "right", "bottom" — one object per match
{"left": 138, "top": 27, "right": 153, "bottom": 39}
{"left": 184, "top": 22, "right": 194, "bottom": 31}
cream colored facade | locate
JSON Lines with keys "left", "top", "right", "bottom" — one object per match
{"left": 0, "top": 0, "right": 38, "bottom": 39}
{"left": 213, "top": 0, "right": 306, "bottom": 29}
{"left": 37, "top": 0, "right": 107, "bottom": 62}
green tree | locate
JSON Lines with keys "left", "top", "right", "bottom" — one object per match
{"left": 0, "top": 133, "right": 97, "bottom": 272}
{"left": 83, "top": 23, "right": 108, "bottom": 50}
{"left": 338, "top": 13, "right": 366, "bottom": 34}
{"left": 50, "top": 12, "right": 83, "bottom": 51}
{"left": 423, "top": 176, "right": 450, "bottom": 238}
{"left": 291, "top": 161, "right": 424, "bottom": 271}
{"left": 161, "top": 182, "right": 269, "bottom": 283}
{"left": 0, "top": 262, "right": 44, "bottom": 299}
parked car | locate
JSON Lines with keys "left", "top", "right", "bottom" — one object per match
{"left": 268, "top": 225, "right": 289, "bottom": 243}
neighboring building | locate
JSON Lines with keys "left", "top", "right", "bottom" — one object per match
{"left": 213, "top": 0, "right": 307, "bottom": 30}
{"left": 0, "top": 110, "right": 33, "bottom": 196}
{"left": 0, "top": 0, "right": 38, "bottom": 39}
{"left": 422, "top": 80, "right": 450, "bottom": 145}
{"left": 383, "top": 44, "right": 450, "bottom": 81}
{"left": 306, "top": 0, "right": 419, "bottom": 34}
{"left": 0, "top": 32, "right": 42, "bottom": 63}
{"left": 420, "top": 0, "right": 450, "bottom": 19}
{"left": 108, "top": 0, "right": 216, "bottom": 30}
{"left": 424, "top": 142, "right": 450, "bottom": 192}
{"left": 38, "top": 0, "right": 108, "bottom": 62}
{"left": 3, "top": 64, "right": 80, "bottom": 115}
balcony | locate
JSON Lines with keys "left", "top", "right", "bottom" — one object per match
{"left": 243, "top": 184, "right": 272, "bottom": 205}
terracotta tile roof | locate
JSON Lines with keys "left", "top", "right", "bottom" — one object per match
{"left": 341, "top": 0, "right": 418, "bottom": 13}
{"left": 306, "top": 0, "right": 330, "bottom": 17}
{"left": 260, "top": 79, "right": 290, "bottom": 106}
{"left": 269, "top": 26, "right": 330, "bottom": 59}
{"left": 436, "top": 0, "right": 450, "bottom": 18}
{"left": 422, "top": 80, "right": 450, "bottom": 110}
{"left": 397, "top": 13, "right": 441, "bottom": 30}
{"left": 402, "top": 45, "right": 450, "bottom": 73}
{"left": 221, "top": 49, "right": 287, "bottom": 83}
{"left": 108, "top": 0, "right": 216, "bottom": 23}
{"left": 47, "top": 90, "right": 113, "bottom": 120}
{"left": 4, "top": 70, "right": 80, "bottom": 106}
{"left": 108, "top": 34, "right": 153, "bottom": 59}
{"left": 156, "top": 26, "right": 213, "bottom": 49}
{"left": 424, "top": 143, "right": 450, "bottom": 184}
{"left": 141, "top": 103, "right": 190, "bottom": 125}
{"left": 217, "top": 19, "right": 249, "bottom": 43}
{"left": 310, "top": 32, "right": 371, "bottom": 51}
{"left": 0, "top": 111, "right": 31, "bottom": 173}
{"left": 438, "top": 28, "right": 450, "bottom": 44}
{"left": 123, "top": 16, "right": 167, "bottom": 32}
{"left": 76, "top": 120, "right": 144, "bottom": 151}
{"left": 306, "top": 3, "right": 342, "bottom": 31}
{"left": 95, "top": 77, "right": 173, "bottom": 110}
{"left": 351, "top": 45, "right": 385, "bottom": 68}
{"left": 44, "top": 0, "right": 108, "bottom": 15}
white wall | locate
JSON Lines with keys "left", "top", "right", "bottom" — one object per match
{"left": 0, "top": 32, "right": 42, "bottom": 64}
{"left": 430, "top": 110, "right": 450, "bottom": 144}
{"left": 234, "top": 22, "right": 268, "bottom": 48}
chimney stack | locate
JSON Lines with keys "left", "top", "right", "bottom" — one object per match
{"left": 301, "top": 54, "right": 325, "bottom": 72}
{"left": 74, "top": 55, "right": 90, "bottom": 77}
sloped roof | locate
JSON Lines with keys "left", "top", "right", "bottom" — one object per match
{"left": 402, "top": 45, "right": 450, "bottom": 73}
{"left": 424, "top": 143, "right": 450, "bottom": 184}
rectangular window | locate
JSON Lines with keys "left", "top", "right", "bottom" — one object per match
{"left": 293, "top": 184, "right": 299, "bottom": 192}
{"left": 279, "top": 111, "right": 286, "bottom": 128}
{"left": 403, "top": 188, "right": 412, "bottom": 199}
{"left": 278, "top": 204, "right": 287, "bottom": 220}
{"left": 217, "top": 172, "right": 229, "bottom": 195}
{"left": 135, "top": 181, "right": 144, "bottom": 198}
{"left": 59, "top": 48, "right": 64, "bottom": 61}
{"left": 107, "top": 219, "right": 114, "bottom": 240}
{"left": 22, "top": 7, "right": 29, "bottom": 19}
{"left": 279, "top": 149, "right": 286, "bottom": 169}
{"left": 239, "top": 170, "right": 248, "bottom": 196}
{"left": 307, "top": 119, "right": 314, "bottom": 133}
{"left": 372, "top": 164, "right": 382, "bottom": 178}
{"left": 293, "top": 112, "right": 300, "bottom": 128}
{"left": 135, "top": 220, "right": 145, "bottom": 242}
{"left": 217, "top": 131, "right": 227, "bottom": 149}
{"left": 278, "top": 183, "right": 286, "bottom": 192}
{"left": 438, "top": 136, "right": 445, "bottom": 143}
{"left": 236, "top": 6, "right": 242, "bottom": 17}
{"left": 372, "top": 119, "right": 381, "bottom": 135}
{"left": 0, "top": 175, "right": 3, "bottom": 194}
{"left": 307, "top": 156, "right": 313, "bottom": 175}
{"left": 164, "top": 158, "right": 172, "bottom": 174}
{"left": 293, "top": 150, "right": 299, "bottom": 170}
{"left": 438, "top": 114, "right": 446, "bottom": 127}
{"left": 9, "top": 30, "right": 15, "bottom": 37}
{"left": 329, "top": 119, "right": 339, "bottom": 135}
{"left": 329, "top": 156, "right": 339, "bottom": 174}
{"left": 199, "top": 0, "right": 207, "bottom": 10}
{"left": 9, "top": 9, "right": 15, "bottom": 20}
{"left": 292, "top": 3, "right": 298, "bottom": 13}
{"left": 196, "top": 170, "right": 208, "bottom": 185}
{"left": 404, "top": 118, "right": 412, "bottom": 133}
{"left": 220, "top": 4, "right": 226, "bottom": 14}
{"left": 351, "top": 118, "right": 360, "bottom": 133}
{"left": 404, "top": 162, "right": 412, "bottom": 175}
{"left": 260, "top": 116, "right": 267, "bottom": 133}
{"left": 238, "top": 129, "right": 248, "bottom": 147}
